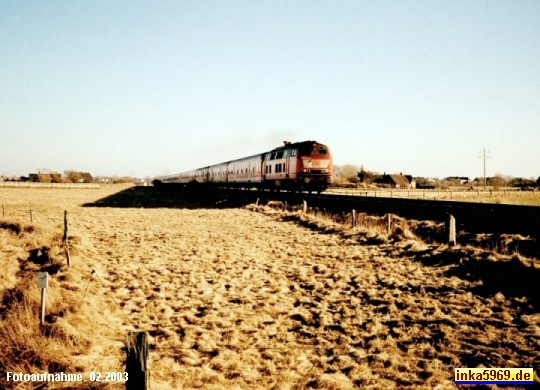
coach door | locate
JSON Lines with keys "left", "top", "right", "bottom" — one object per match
{"left": 284, "top": 150, "right": 290, "bottom": 179}
{"left": 286, "top": 148, "right": 297, "bottom": 179}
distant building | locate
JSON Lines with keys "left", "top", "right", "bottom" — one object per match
{"left": 445, "top": 176, "right": 470, "bottom": 184}
{"left": 29, "top": 173, "right": 62, "bottom": 183}
{"left": 375, "top": 173, "right": 414, "bottom": 189}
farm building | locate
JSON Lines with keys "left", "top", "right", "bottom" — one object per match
{"left": 376, "top": 174, "right": 415, "bottom": 189}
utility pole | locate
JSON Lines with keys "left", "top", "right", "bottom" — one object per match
{"left": 478, "top": 147, "right": 490, "bottom": 189}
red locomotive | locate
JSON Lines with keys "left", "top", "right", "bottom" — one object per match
{"left": 154, "top": 140, "right": 333, "bottom": 193}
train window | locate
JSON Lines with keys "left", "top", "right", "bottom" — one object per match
{"left": 276, "top": 151, "right": 284, "bottom": 159}
{"left": 290, "top": 149, "right": 296, "bottom": 157}
{"left": 270, "top": 153, "right": 276, "bottom": 160}
{"left": 317, "top": 146, "right": 328, "bottom": 155}
{"left": 298, "top": 143, "right": 313, "bottom": 156}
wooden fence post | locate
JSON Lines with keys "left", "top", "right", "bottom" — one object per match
{"left": 2, "top": 203, "right": 4, "bottom": 217}
{"left": 37, "top": 272, "right": 49, "bottom": 326}
{"left": 126, "top": 331, "right": 149, "bottom": 390}
{"left": 30, "top": 209, "right": 33, "bottom": 222}
{"left": 447, "top": 214, "right": 456, "bottom": 246}
{"left": 351, "top": 209, "right": 356, "bottom": 228}
{"left": 302, "top": 200, "right": 307, "bottom": 214}
{"left": 63, "top": 211, "right": 71, "bottom": 267}
{"left": 386, "top": 214, "right": 392, "bottom": 234}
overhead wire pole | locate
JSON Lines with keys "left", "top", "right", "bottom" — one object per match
{"left": 478, "top": 147, "right": 490, "bottom": 189}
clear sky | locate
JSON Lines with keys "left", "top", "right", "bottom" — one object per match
{"left": 1, "top": 1, "right": 539, "bottom": 180}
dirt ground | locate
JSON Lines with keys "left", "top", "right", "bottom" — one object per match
{"left": 1, "top": 185, "right": 539, "bottom": 389}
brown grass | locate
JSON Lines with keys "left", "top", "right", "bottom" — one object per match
{"left": 1, "top": 186, "right": 539, "bottom": 389}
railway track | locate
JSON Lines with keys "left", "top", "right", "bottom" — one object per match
{"left": 215, "top": 188, "right": 540, "bottom": 240}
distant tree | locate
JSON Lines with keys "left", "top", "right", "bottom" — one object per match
{"left": 333, "top": 164, "right": 360, "bottom": 186}
{"left": 357, "top": 167, "right": 379, "bottom": 184}
{"left": 33, "top": 173, "right": 62, "bottom": 183}
{"left": 63, "top": 170, "right": 93, "bottom": 183}
{"left": 111, "top": 176, "right": 134, "bottom": 184}
{"left": 509, "top": 177, "right": 536, "bottom": 189}
{"left": 337, "top": 165, "right": 359, "bottom": 182}
{"left": 65, "top": 170, "right": 82, "bottom": 183}
{"left": 487, "top": 175, "right": 507, "bottom": 189}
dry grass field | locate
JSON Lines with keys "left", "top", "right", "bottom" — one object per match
{"left": 1, "top": 185, "right": 539, "bottom": 389}
{"left": 327, "top": 188, "right": 540, "bottom": 206}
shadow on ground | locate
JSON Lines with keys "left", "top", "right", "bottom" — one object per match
{"left": 82, "top": 186, "right": 258, "bottom": 209}
{"left": 445, "top": 256, "right": 540, "bottom": 310}
{"left": 415, "top": 247, "right": 540, "bottom": 311}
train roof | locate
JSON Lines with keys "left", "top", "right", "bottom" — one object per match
{"left": 269, "top": 140, "right": 324, "bottom": 152}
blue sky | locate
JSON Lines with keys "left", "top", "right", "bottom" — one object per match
{"left": 1, "top": 1, "right": 539, "bottom": 179}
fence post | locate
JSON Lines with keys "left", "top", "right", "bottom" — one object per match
{"left": 386, "top": 214, "right": 392, "bottom": 234}
{"left": 447, "top": 214, "right": 456, "bottom": 246}
{"left": 126, "top": 331, "right": 149, "bottom": 390}
{"left": 37, "top": 272, "right": 49, "bottom": 326}
{"left": 351, "top": 209, "right": 356, "bottom": 228}
{"left": 63, "top": 211, "right": 71, "bottom": 267}
{"left": 302, "top": 200, "right": 307, "bottom": 214}
{"left": 30, "top": 209, "right": 33, "bottom": 222}
{"left": 2, "top": 204, "right": 4, "bottom": 217}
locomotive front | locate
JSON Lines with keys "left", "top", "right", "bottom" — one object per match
{"left": 296, "top": 141, "right": 333, "bottom": 193}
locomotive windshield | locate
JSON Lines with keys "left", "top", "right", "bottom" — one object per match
{"left": 298, "top": 143, "right": 329, "bottom": 156}
{"left": 298, "top": 143, "right": 313, "bottom": 156}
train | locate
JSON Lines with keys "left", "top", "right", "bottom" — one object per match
{"left": 153, "top": 140, "right": 333, "bottom": 193}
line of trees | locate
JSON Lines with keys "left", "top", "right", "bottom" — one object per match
{"left": 333, "top": 164, "right": 540, "bottom": 189}
{"left": 29, "top": 170, "right": 93, "bottom": 183}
